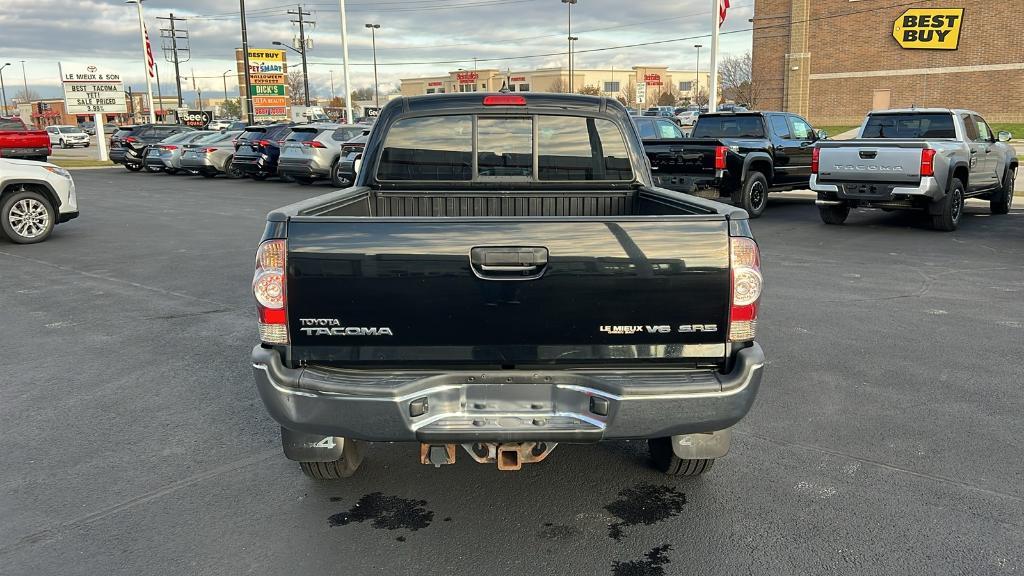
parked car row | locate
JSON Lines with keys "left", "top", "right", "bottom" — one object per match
{"left": 642, "top": 107, "right": 1017, "bottom": 230}
{"left": 109, "top": 121, "right": 371, "bottom": 186}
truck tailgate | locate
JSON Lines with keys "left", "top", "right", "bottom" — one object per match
{"left": 817, "top": 141, "right": 926, "bottom": 183}
{"left": 285, "top": 218, "right": 731, "bottom": 366}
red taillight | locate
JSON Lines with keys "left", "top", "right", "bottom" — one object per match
{"left": 483, "top": 95, "right": 526, "bottom": 106}
{"left": 254, "top": 239, "right": 288, "bottom": 344}
{"left": 258, "top": 139, "right": 271, "bottom": 147}
{"left": 715, "top": 146, "right": 727, "bottom": 170}
{"left": 160, "top": 145, "right": 178, "bottom": 151}
{"left": 728, "top": 237, "right": 763, "bottom": 342}
{"left": 124, "top": 136, "right": 138, "bottom": 143}
{"left": 811, "top": 147, "right": 820, "bottom": 174}
{"left": 202, "top": 147, "right": 217, "bottom": 153}
{"left": 303, "top": 140, "right": 326, "bottom": 148}
{"left": 920, "top": 149, "right": 936, "bottom": 177}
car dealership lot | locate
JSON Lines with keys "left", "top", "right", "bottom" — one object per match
{"left": 1, "top": 170, "right": 1022, "bottom": 575}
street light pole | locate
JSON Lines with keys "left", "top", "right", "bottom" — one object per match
{"left": 365, "top": 23, "right": 380, "bottom": 108}
{"left": 694, "top": 44, "right": 702, "bottom": 105}
{"left": 222, "top": 69, "right": 231, "bottom": 103}
{"left": 569, "top": 36, "right": 578, "bottom": 93}
{"left": 127, "top": 0, "right": 157, "bottom": 123}
{"left": 239, "top": 0, "right": 255, "bottom": 124}
{"left": 0, "top": 63, "right": 10, "bottom": 116}
{"left": 561, "top": 0, "right": 576, "bottom": 92}
{"left": 20, "top": 60, "right": 28, "bottom": 102}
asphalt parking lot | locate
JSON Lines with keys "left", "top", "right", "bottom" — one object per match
{"left": 2, "top": 169, "right": 1022, "bottom": 575}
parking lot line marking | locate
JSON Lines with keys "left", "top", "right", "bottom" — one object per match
{"left": 0, "top": 250, "right": 235, "bottom": 309}
{"left": 737, "top": 431, "right": 1024, "bottom": 504}
{"left": 0, "top": 449, "right": 279, "bottom": 557}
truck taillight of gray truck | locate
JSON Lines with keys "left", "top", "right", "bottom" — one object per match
{"left": 811, "top": 109, "right": 1017, "bottom": 231}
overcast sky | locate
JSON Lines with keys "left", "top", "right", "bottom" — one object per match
{"left": 1, "top": 0, "right": 754, "bottom": 100}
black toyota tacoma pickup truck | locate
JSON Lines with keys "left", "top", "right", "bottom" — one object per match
{"left": 644, "top": 111, "right": 825, "bottom": 217}
{"left": 251, "top": 93, "right": 766, "bottom": 479}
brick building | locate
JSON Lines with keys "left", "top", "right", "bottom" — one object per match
{"left": 752, "top": 0, "right": 1024, "bottom": 125}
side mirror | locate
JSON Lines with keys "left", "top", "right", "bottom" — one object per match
{"left": 353, "top": 153, "right": 363, "bottom": 175}
{"left": 816, "top": 129, "right": 829, "bottom": 140}
{"left": 997, "top": 131, "right": 1012, "bottom": 143}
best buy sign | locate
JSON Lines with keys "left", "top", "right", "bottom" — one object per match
{"left": 893, "top": 8, "right": 964, "bottom": 50}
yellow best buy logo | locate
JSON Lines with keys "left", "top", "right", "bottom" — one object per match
{"left": 893, "top": 8, "right": 964, "bottom": 50}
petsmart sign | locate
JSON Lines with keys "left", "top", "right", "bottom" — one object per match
{"left": 892, "top": 8, "right": 964, "bottom": 50}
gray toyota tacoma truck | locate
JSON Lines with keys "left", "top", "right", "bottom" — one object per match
{"left": 251, "top": 93, "right": 765, "bottom": 479}
{"left": 811, "top": 108, "right": 1017, "bottom": 231}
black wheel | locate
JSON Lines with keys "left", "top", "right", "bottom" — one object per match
{"left": 734, "top": 172, "right": 769, "bottom": 218}
{"left": 330, "top": 161, "right": 350, "bottom": 188}
{"left": 85, "top": 143, "right": 90, "bottom": 148}
{"left": 1, "top": 187, "right": 55, "bottom": 244}
{"left": 819, "top": 203, "right": 850, "bottom": 225}
{"left": 124, "top": 161, "right": 143, "bottom": 172}
{"left": 991, "top": 168, "right": 1015, "bottom": 215}
{"left": 59, "top": 139, "right": 67, "bottom": 149}
{"left": 164, "top": 168, "right": 180, "bottom": 175}
{"left": 298, "top": 439, "right": 364, "bottom": 480}
{"left": 931, "top": 178, "right": 965, "bottom": 231}
{"left": 294, "top": 176, "right": 315, "bottom": 186}
{"left": 647, "top": 437, "right": 715, "bottom": 477}
{"left": 224, "top": 158, "right": 244, "bottom": 179}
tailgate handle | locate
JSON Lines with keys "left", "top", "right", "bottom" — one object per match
{"left": 470, "top": 247, "right": 548, "bottom": 281}
{"left": 859, "top": 150, "right": 877, "bottom": 159}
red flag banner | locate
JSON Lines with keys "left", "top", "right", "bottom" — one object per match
{"left": 144, "top": 25, "right": 156, "bottom": 78}
{"left": 719, "top": 0, "right": 730, "bottom": 26}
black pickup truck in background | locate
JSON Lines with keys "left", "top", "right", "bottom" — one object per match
{"left": 251, "top": 93, "right": 766, "bottom": 480}
{"left": 643, "top": 112, "right": 826, "bottom": 217}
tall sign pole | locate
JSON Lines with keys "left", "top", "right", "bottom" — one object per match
{"left": 129, "top": 1, "right": 156, "bottom": 123}
{"left": 709, "top": 0, "right": 720, "bottom": 112}
{"left": 239, "top": 0, "right": 254, "bottom": 124}
{"left": 338, "top": 0, "right": 353, "bottom": 124}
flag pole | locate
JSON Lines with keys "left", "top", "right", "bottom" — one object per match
{"left": 132, "top": 1, "right": 156, "bottom": 123}
{"left": 709, "top": 0, "right": 719, "bottom": 113}
{"left": 338, "top": 0, "right": 354, "bottom": 124}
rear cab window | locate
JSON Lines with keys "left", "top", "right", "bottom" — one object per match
{"left": 862, "top": 113, "right": 956, "bottom": 139}
{"left": 375, "top": 114, "right": 633, "bottom": 182}
{"left": 332, "top": 127, "right": 363, "bottom": 142}
{"left": 0, "top": 120, "right": 27, "bottom": 131}
{"left": 692, "top": 115, "right": 766, "bottom": 138}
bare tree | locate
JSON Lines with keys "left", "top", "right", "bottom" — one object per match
{"left": 13, "top": 88, "right": 40, "bottom": 103}
{"left": 287, "top": 70, "right": 305, "bottom": 105}
{"left": 548, "top": 76, "right": 567, "bottom": 93}
{"left": 619, "top": 78, "right": 636, "bottom": 108}
{"left": 719, "top": 51, "right": 761, "bottom": 108}
{"left": 693, "top": 87, "right": 710, "bottom": 108}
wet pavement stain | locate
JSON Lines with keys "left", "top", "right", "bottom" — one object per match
{"left": 395, "top": 536, "right": 406, "bottom": 542}
{"left": 328, "top": 492, "right": 434, "bottom": 532}
{"left": 604, "top": 484, "right": 686, "bottom": 541}
{"left": 611, "top": 545, "right": 672, "bottom": 576}
{"left": 536, "top": 523, "right": 581, "bottom": 539}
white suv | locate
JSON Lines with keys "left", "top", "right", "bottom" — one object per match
{"left": 0, "top": 159, "right": 79, "bottom": 243}
{"left": 46, "top": 125, "right": 91, "bottom": 148}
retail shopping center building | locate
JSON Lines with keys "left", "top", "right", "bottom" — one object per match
{"left": 753, "top": 0, "right": 1023, "bottom": 124}
{"left": 400, "top": 66, "right": 710, "bottom": 108}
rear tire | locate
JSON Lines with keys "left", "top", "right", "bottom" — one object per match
{"left": 931, "top": 178, "right": 965, "bottom": 231}
{"left": 991, "top": 168, "right": 1015, "bottom": 215}
{"left": 59, "top": 139, "right": 67, "bottom": 149}
{"left": 1, "top": 188, "right": 55, "bottom": 244}
{"left": 298, "top": 439, "right": 365, "bottom": 480}
{"left": 819, "top": 203, "right": 850, "bottom": 225}
{"left": 647, "top": 437, "right": 714, "bottom": 476}
{"left": 224, "top": 158, "right": 244, "bottom": 179}
{"left": 734, "top": 171, "right": 769, "bottom": 218}
{"left": 330, "top": 161, "right": 349, "bottom": 188}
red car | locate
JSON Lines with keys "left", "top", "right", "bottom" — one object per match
{"left": 0, "top": 117, "right": 51, "bottom": 162}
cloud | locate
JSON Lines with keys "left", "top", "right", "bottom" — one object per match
{"left": 2, "top": 0, "right": 754, "bottom": 99}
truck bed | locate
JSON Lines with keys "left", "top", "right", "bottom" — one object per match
{"left": 282, "top": 186, "right": 724, "bottom": 219}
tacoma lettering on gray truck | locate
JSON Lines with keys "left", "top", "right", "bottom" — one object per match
{"left": 251, "top": 93, "right": 765, "bottom": 479}
{"left": 811, "top": 109, "right": 1017, "bottom": 231}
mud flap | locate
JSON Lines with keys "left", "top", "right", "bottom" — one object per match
{"left": 281, "top": 427, "right": 346, "bottom": 462}
{"left": 670, "top": 428, "right": 731, "bottom": 460}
